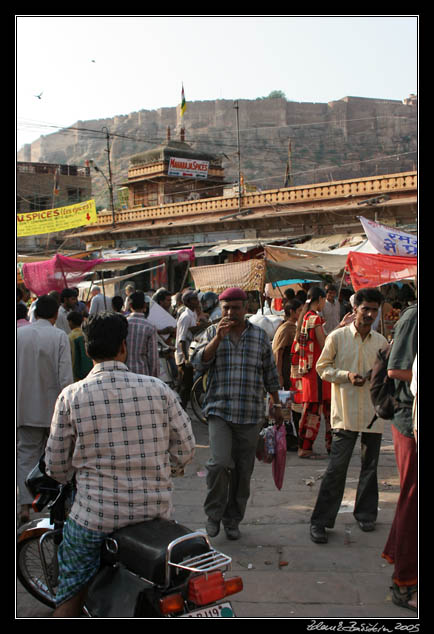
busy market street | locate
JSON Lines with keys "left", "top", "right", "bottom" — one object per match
{"left": 17, "top": 15, "right": 417, "bottom": 622}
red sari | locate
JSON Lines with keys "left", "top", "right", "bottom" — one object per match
{"left": 296, "top": 310, "right": 331, "bottom": 453}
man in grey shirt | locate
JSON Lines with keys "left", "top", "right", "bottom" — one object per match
{"left": 321, "top": 284, "right": 341, "bottom": 335}
{"left": 17, "top": 294, "right": 73, "bottom": 523}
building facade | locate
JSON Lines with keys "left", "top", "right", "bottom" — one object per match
{"left": 17, "top": 161, "right": 92, "bottom": 251}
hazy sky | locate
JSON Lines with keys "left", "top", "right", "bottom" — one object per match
{"left": 16, "top": 15, "right": 418, "bottom": 150}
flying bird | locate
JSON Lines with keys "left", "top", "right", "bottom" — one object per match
{"left": 34, "top": 92, "right": 43, "bottom": 99}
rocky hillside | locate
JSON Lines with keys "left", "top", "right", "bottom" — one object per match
{"left": 17, "top": 95, "right": 417, "bottom": 209}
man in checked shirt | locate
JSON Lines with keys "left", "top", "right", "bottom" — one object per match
{"left": 45, "top": 312, "right": 195, "bottom": 617}
{"left": 191, "top": 287, "right": 283, "bottom": 541}
{"left": 126, "top": 291, "right": 159, "bottom": 377}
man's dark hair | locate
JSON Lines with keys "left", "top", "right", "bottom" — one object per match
{"left": 34, "top": 295, "right": 59, "bottom": 319}
{"left": 154, "top": 289, "right": 172, "bottom": 304}
{"left": 353, "top": 287, "right": 383, "bottom": 307}
{"left": 17, "top": 303, "right": 28, "bottom": 320}
{"left": 83, "top": 312, "right": 128, "bottom": 360}
{"left": 60, "top": 288, "right": 76, "bottom": 302}
{"left": 67, "top": 311, "right": 84, "bottom": 328}
{"left": 284, "top": 298, "right": 302, "bottom": 317}
{"left": 296, "top": 290, "right": 307, "bottom": 303}
{"left": 284, "top": 288, "right": 295, "bottom": 301}
{"left": 111, "top": 295, "right": 124, "bottom": 312}
{"left": 130, "top": 291, "right": 147, "bottom": 311}
{"left": 325, "top": 284, "right": 337, "bottom": 293}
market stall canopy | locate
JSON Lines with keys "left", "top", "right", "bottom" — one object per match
{"left": 194, "top": 241, "right": 261, "bottom": 257}
{"left": 19, "top": 248, "right": 195, "bottom": 296}
{"left": 346, "top": 251, "right": 417, "bottom": 291}
{"left": 189, "top": 259, "right": 265, "bottom": 293}
{"left": 264, "top": 244, "right": 349, "bottom": 276}
{"left": 264, "top": 260, "right": 324, "bottom": 286}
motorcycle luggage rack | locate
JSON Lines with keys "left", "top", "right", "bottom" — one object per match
{"left": 165, "top": 531, "right": 232, "bottom": 587}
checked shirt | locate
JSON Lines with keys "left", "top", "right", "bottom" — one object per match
{"left": 191, "top": 320, "right": 280, "bottom": 425}
{"left": 126, "top": 312, "right": 159, "bottom": 377}
{"left": 45, "top": 361, "right": 195, "bottom": 532}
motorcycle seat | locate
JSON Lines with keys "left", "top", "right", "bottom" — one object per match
{"left": 105, "top": 518, "right": 210, "bottom": 586}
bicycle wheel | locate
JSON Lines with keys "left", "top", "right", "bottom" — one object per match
{"left": 190, "top": 374, "right": 208, "bottom": 425}
{"left": 17, "top": 531, "right": 58, "bottom": 608}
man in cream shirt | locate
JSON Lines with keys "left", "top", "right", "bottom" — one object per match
{"left": 309, "top": 287, "right": 387, "bottom": 544}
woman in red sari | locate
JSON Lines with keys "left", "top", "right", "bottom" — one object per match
{"left": 294, "top": 287, "right": 332, "bottom": 459}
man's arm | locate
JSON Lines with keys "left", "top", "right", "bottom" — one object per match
{"left": 148, "top": 326, "right": 159, "bottom": 377}
{"left": 167, "top": 389, "right": 196, "bottom": 469}
{"left": 45, "top": 391, "right": 75, "bottom": 484}
{"left": 58, "top": 332, "right": 74, "bottom": 389}
{"left": 316, "top": 333, "right": 351, "bottom": 384}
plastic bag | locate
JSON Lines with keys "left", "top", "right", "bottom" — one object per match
{"left": 272, "top": 424, "right": 287, "bottom": 490}
{"left": 256, "top": 426, "right": 275, "bottom": 463}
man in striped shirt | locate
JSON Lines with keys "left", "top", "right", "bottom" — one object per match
{"left": 126, "top": 291, "right": 159, "bottom": 377}
{"left": 45, "top": 311, "right": 195, "bottom": 616}
{"left": 191, "top": 287, "right": 283, "bottom": 541}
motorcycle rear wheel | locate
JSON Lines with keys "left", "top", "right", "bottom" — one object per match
{"left": 17, "top": 532, "right": 57, "bottom": 608}
{"left": 190, "top": 375, "right": 208, "bottom": 425}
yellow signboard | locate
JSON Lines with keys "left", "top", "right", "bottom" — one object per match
{"left": 17, "top": 199, "right": 98, "bottom": 237}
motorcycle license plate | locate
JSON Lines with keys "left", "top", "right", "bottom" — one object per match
{"left": 180, "top": 602, "right": 235, "bottom": 618}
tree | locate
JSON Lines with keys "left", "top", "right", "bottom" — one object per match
{"left": 267, "top": 90, "right": 286, "bottom": 99}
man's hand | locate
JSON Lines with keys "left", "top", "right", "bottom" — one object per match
{"left": 216, "top": 316, "right": 236, "bottom": 341}
{"left": 348, "top": 372, "right": 366, "bottom": 387}
{"left": 270, "top": 405, "right": 284, "bottom": 427}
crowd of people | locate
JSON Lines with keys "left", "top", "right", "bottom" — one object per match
{"left": 16, "top": 277, "right": 417, "bottom": 616}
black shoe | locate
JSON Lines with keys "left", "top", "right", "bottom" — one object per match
{"left": 224, "top": 525, "right": 241, "bottom": 540}
{"left": 358, "top": 521, "right": 376, "bottom": 532}
{"left": 206, "top": 518, "right": 220, "bottom": 537}
{"left": 310, "top": 524, "right": 328, "bottom": 544}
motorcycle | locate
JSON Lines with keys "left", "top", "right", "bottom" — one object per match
{"left": 17, "top": 458, "right": 243, "bottom": 618}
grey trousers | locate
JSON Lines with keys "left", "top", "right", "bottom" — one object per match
{"left": 205, "top": 416, "right": 262, "bottom": 528}
{"left": 311, "top": 429, "right": 382, "bottom": 529}
{"left": 17, "top": 426, "right": 49, "bottom": 506}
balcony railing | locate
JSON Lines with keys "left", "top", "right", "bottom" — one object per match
{"left": 93, "top": 171, "right": 417, "bottom": 226}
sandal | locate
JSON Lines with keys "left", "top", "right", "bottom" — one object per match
{"left": 391, "top": 583, "right": 417, "bottom": 612}
{"left": 298, "top": 451, "right": 325, "bottom": 460}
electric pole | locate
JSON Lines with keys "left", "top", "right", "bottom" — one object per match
{"left": 102, "top": 127, "right": 115, "bottom": 227}
{"left": 234, "top": 101, "right": 242, "bottom": 213}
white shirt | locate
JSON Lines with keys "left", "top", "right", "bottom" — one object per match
{"left": 321, "top": 299, "right": 341, "bottom": 335}
{"left": 175, "top": 307, "right": 197, "bottom": 364}
{"left": 55, "top": 305, "right": 71, "bottom": 334}
{"left": 316, "top": 322, "right": 388, "bottom": 433}
{"left": 89, "top": 292, "right": 110, "bottom": 316}
{"left": 17, "top": 319, "right": 74, "bottom": 428}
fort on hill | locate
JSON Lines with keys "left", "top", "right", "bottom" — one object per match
{"left": 17, "top": 95, "right": 417, "bottom": 210}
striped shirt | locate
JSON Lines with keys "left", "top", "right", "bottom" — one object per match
{"left": 45, "top": 361, "right": 195, "bottom": 532}
{"left": 191, "top": 320, "right": 280, "bottom": 425}
{"left": 126, "top": 312, "right": 159, "bottom": 377}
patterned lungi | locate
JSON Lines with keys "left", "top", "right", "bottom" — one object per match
{"left": 55, "top": 518, "right": 109, "bottom": 606}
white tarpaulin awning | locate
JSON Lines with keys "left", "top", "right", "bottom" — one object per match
{"left": 195, "top": 241, "right": 261, "bottom": 257}
{"left": 264, "top": 239, "right": 380, "bottom": 276}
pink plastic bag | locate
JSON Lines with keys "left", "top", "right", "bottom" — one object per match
{"left": 272, "top": 424, "right": 287, "bottom": 490}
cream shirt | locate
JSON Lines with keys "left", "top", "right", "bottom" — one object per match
{"left": 316, "top": 322, "right": 388, "bottom": 433}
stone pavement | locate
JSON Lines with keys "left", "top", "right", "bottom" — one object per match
{"left": 16, "top": 409, "right": 418, "bottom": 620}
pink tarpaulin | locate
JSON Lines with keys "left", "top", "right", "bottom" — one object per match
{"left": 22, "top": 254, "right": 106, "bottom": 296}
{"left": 20, "top": 248, "right": 196, "bottom": 296}
{"left": 346, "top": 252, "right": 417, "bottom": 291}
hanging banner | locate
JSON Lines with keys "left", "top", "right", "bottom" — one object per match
{"left": 358, "top": 216, "right": 417, "bottom": 257}
{"left": 17, "top": 199, "right": 97, "bottom": 237}
{"left": 346, "top": 251, "right": 417, "bottom": 291}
